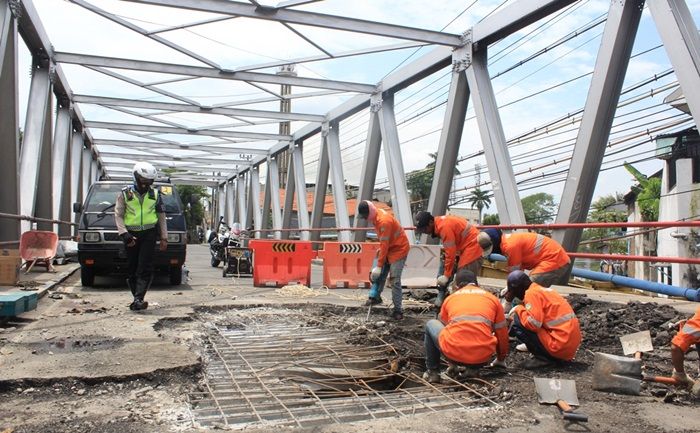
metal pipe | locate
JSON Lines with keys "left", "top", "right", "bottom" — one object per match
{"left": 568, "top": 252, "right": 700, "bottom": 265}
{"left": 570, "top": 268, "right": 699, "bottom": 302}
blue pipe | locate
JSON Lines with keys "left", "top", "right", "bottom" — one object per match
{"left": 570, "top": 268, "right": 699, "bottom": 302}
{"left": 486, "top": 253, "right": 699, "bottom": 302}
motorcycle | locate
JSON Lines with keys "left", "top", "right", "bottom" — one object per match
{"left": 209, "top": 216, "right": 230, "bottom": 268}
{"left": 222, "top": 223, "right": 253, "bottom": 277}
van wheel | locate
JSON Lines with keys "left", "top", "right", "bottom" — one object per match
{"left": 170, "top": 266, "right": 183, "bottom": 285}
{"left": 81, "top": 267, "right": 95, "bottom": 287}
{"left": 210, "top": 257, "right": 221, "bottom": 267}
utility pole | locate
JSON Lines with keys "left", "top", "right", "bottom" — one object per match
{"left": 276, "top": 64, "right": 296, "bottom": 188}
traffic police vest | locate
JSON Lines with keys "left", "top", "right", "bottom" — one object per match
{"left": 123, "top": 186, "right": 159, "bottom": 232}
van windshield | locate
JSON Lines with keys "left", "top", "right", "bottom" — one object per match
{"left": 85, "top": 183, "right": 183, "bottom": 214}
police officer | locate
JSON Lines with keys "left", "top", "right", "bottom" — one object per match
{"left": 115, "top": 162, "right": 168, "bottom": 310}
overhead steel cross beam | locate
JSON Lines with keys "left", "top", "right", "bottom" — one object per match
{"left": 93, "top": 139, "right": 269, "bottom": 155}
{"left": 122, "top": 0, "right": 463, "bottom": 46}
{"left": 73, "top": 95, "right": 326, "bottom": 123}
{"left": 99, "top": 151, "right": 253, "bottom": 165}
{"left": 53, "top": 52, "right": 377, "bottom": 93}
{"left": 85, "top": 121, "right": 290, "bottom": 141}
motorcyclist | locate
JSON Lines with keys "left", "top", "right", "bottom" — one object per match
{"left": 114, "top": 162, "right": 167, "bottom": 310}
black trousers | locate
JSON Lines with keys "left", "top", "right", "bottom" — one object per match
{"left": 126, "top": 228, "right": 157, "bottom": 300}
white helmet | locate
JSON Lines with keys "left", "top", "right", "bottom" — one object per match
{"left": 231, "top": 222, "right": 242, "bottom": 236}
{"left": 133, "top": 162, "right": 157, "bottom": 183}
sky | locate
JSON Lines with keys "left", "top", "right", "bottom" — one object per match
{"left": 16, "top": 0, "right": 700, "bottom": 218}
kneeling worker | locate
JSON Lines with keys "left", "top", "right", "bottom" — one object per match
{"left": 505, "top": 271, "right": 581, "bottom": 368}
{"left": 670, "top": 306, "right": 700, "bottom": 395}
{"left": 423, "top": 269, "right": 509, "bottom": 383}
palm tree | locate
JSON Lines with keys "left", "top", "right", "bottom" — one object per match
{"left": 467, "top": 188, "right": 491, "bottom": 223}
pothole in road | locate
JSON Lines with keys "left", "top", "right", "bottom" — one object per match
{"left": 188, "top": 305, "right": 497, "bottom": 430}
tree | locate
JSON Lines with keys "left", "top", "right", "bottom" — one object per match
{"left": 580, "top": 193, "right": 628, "bottom": 254}
{"left": 406, "top": 152, "right": 460, "bottom": 213}
{"left": 521, "top": 192, "right": 556, "bottom": 225}
{"left": 176, "top": 185, "right": 209, "bottom": 242}
{"left": 467, "top": 188, "right": 491, "bottom": 223}
{"left": 482, "top": 213, "right": 500, "bottom": 225}
{"left": 624, "top": 162, "right": 660, "bottom": 221}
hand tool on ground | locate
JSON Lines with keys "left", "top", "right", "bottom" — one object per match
{"left": 534, "top": 377, "right": 588, "bottom": 422}
{"left": 620, "top": 330, "right": 653, "bottom": 359}
{"left": 592, "top": 352, "right": 680, "bottom": 395}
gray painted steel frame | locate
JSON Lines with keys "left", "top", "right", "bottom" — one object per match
{"left": 352, "top": 108, "right": 381, "bottom": 242}
{"left": 52, "top": 105, "right": 72, "bottom": 236}
{"left": 249, "top": 166, "right": 262, "bottom": 237}
{"left": 19, "top": 63, "right": 51, "bottom": 232}
{"left": 325, "top": 121, "right": 351, "bottom": 242}
{"left": 291, "top": 144, "right": 310, "bottom": 241}
{"left": 265, "top": 156, "right": 283, "bottom": 239}
{"left": 466, "top": 46, "right": 525, "bottom": 226}
{"left": 0, "top": 1, "right": 19, "bottom": 242}
{"left": 377, "top": 94, "right": 414, "bottom": 243}
{"left": 553, "top": 0, "right": 643, "bottom": 252}
{"left": 310, "top": 125, "right": 330, "bottom": 243}
{"left": 648, "top": 0, "right": 700, "bottom": 128}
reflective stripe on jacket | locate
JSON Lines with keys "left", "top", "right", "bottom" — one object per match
{"left": 514, "top": 282, "right": 581, "bottom": 361}
{"left": 438, "top": 287, "right": 509, "bottom": 365}
{"left": 374, "top": 209, "right": 409, "bottom": 267}
{"left": 434, "top": 215, "right": 481, "bottom": 278}
{"left": 123, "top": 187, "right": 159, "bottom": 232}
{"left": 501, "top": 232, "right": 570, "bottom": 275}
{"left": 671, "top": 307, "right": 700, "bottom": 351}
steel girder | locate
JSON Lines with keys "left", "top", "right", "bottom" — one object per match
{"left": 93, "top": 140, "right": 269, "bottom": 156}
{"left": 19, "top": 63, "right": 51, "bottom": 232}
{"left": 84, "top": 121, "right": 291, "bottom": 142}
{"left": 81, "top": 149, "right": 92, "bottom": 203}
{"left": 52, "top": 105, "right": 72, "bottom": 236}
{"left": 351, "top": 108, "right": 381, "bottom": 242}
{"left": 281, "top": 144, "right": 296, "bottom": 240}
{"left": 466, "top": 46, "right": 525, "bottom": 226}
{"left": 426, "top": 47, "right": 470, "bottom": 234}
{"left": 0, "top": 0, "right": 19, "bottom": 242}
{"left": 236, "top": 174, "right": 246, "bottom": 226}
{"left": 249, "top": 166, "right": 262, "bottom": 237}
{"left": 263, "top": 156, "right": 283, "bottom": 239}
{"left": 225, "top": 181, "right": 235, "bottom": 225}
{"left": 648, "top": 0, "right": 700, "bottom": 129}
{"left": 376, "top": 94, "right": 415, "bottom": 243}
{"left": 325, "top": 122, "right": 351, "bottom": 242}
{"left": 310, "top": 125, "right": 331, "bottom": 243}
{"left": 35, "top": 95, "right": 54, "bottom": 231}
{"left": 553, "top": 0, "right": 643, "bottom": 252}
{"left": 70, "top": 133, "right": 84, "bottom": 235}
{"left": 54, "top": 52, "right": 377, "bottom": 94}
{"left": 122, "top": 0, "right": 463, "bottom": 46}
{"left": 291, "top": 144, "right": 310, "bottom": 240}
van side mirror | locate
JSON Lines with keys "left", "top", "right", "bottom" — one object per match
{"left": 73, "top": 202, "right": 83, "bottom": 213}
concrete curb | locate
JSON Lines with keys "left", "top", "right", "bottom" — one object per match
{"left": 34, "top": 263, "right": 81, "bottom": 299}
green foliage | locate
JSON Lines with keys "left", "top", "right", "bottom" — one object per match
{"left": 176, "top": 185, "right": 209, "bottom": 240}
{"left": 521, "top": 192, "right": 556, "bottom": 225}
{"left": 406, "top": 152, "right": 460, "bottom": 212}
{"left": 624, "top": 162, "right": 660, "bottom": 221}
{"left": 482, "top": 213, "right": 500, "bottom": 225}
{"left": 467, "top": 188, "right": 491, "bottom": 223}
{"left": 580, "top": 193, "right": 628, "bottom": 254}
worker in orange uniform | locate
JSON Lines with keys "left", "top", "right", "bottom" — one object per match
{"left": 504, "top": 270, "right": 581, "bottom": 369}
{"left": 478, "top": 228, "right": 571, "bottom": 287}
{"left": 670, "top": 307, "right": 700, "bottom": 396}
{"left": 422, "top": 268, "right": 509, "bottom": 383}
{"left": 414, "top": 211, "right": 483, "bottom": 307}
{"left": 358, "top": 200, "right": 410, "bottom": 320}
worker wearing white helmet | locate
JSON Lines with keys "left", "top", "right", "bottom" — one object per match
{"left": 114, "top": 162, "right": 168, "bottom": 310}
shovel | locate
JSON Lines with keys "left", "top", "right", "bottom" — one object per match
{"left": 534, "top": 377, "right": 588, "bottom": 422}
{"left": 620, "top": 330, "right": 653, "bottom": 359}
{"left": 592, "top": 352, "right": 679, "bottom": 395}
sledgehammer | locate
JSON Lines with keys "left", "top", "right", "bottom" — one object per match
{"left": 592, "top": 352, "right": 681, "bottom": 395}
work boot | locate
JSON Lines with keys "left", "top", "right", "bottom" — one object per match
{"left": 391, "top": 310, "right": 404, "bottom": 321}
{"left": 435, "top": 288, "right": 447, "bottom": 308}
{"left": 422, "top": 369, "right": 441, "bottom": 384}
{"left": 364, "top": 297, "right": 382, "bottom": 307}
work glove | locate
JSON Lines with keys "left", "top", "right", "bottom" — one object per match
{"left": 120, "top": 232, "right": 136, "bottom": 247}
{"left": 489, "top": 359, "right": 507, "bottom": 369}
{"left": 370, "top": 267, "right": 382, "bottom": 283}
{"left": 436, "top": 275, "right": 449, "bottom": 288}
{"left": 672, "top": 369, "right": 696, "bottom": 390}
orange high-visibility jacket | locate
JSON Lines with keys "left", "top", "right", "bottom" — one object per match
{"left": 434, "top": 215, "right": 481, "bottom": 278}
{"left": 374, "top": 209, "right": 410, "bottom": 267}
{"left": 501, "top": 232, "right": 570, "bottom": 275}
{"left": 438, "top": 286, "right": 509, "bottom": 365}
{"left": 671, "top": 307, "right": 700, "bottom": 351}
{"left": 513, "top": 283, "right": 581, "bottom": 361}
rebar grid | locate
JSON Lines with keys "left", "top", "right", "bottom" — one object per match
{"left": 191, "top": 309, "right": 495, "bottom": 429}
